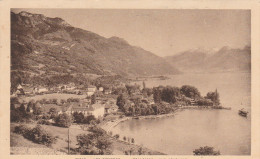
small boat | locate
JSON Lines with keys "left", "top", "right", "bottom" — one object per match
{"left": 238, "top": 108, "right": 248, "bottom": 117}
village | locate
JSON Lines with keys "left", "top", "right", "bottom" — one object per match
{"left": 11, "top": 83, "right": 120, "bottom": 119}
{"left": 10, "top": 80, "right": 169, "bottom": 155}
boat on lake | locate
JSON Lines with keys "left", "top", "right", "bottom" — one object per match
{"left": 238, "top": 108, "right": 248, "bottom": 117}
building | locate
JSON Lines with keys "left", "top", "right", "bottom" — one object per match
{"left": 91, "top": 103, "right": 105, "bottom": 118}
{"left": 64, "top": 102, "right": 105, "bottom": 118}
{"left": 34, "top": 87, "right": 48, "bottom": 94}
{"left": 98, "top": 87, "right": 104, "bottom": 92}
{"left": 104, "top": 89, "right": 112, "bottom": 95}
{"left": 86, "top": 85, "right": 96, "bottom": 96}
{"left": 23, "top": 86, "right": 34, "bottom": 95}
{"left": 190, "top": 99, "right": 198, "bottom": 106}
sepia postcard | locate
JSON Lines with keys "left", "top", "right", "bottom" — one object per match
{"left": 0, "top": 0, "right": 260, "bottom": 159}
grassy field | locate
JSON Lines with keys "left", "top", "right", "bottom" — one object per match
{"left": 10, "top": 122, "right": 164, "bottom": 155}
{"left": 10, "top": 123, "right": 87, "bottom": 154}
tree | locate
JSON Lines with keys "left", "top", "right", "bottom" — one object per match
{"left": 83, "top": 115, "right": 96, "bottom": 124}
{"left": 11, "top": 110, "right": 23, "bottom": 122}
{"left": 180, "top": 85, "right": 201, "bottom": 99}
{"left": 142, "top": 88, "right": 153, "bottom": 97}
{"left": 11, "top": 72, "right": 22, "bottom": 94}
{"left": 96, "top": 135, "right": 112, "bottom": 153}
{"left": 19, "top": 104, "right": 26, "bottom": 113}
{"left": 11, "top": 104, "right": 15, "bottom": 110}
{"left": 91, "top": 94, "right": 96, "bottom": 104}
{"left": 11, "top": 97, "right": 20, "bottom": 105}
{"left": 125, "top": 84, "right": 140, "bottom": 96}
{"left": 142, "top": 81, "right": 146, "bottom": 89}
{"left": 138, "top": 147, "right": 145, "bottom": 155}
{"left": 131, "top": 138, "right": 135, "bottom": 143}
{"left": 206, "top": 89, "right": 220, "bottom": 105}
{"left": 193, "top": 146, "right": 220, "bottom": 155}
{"left": 161, "top": 86, "right": 180, "bottom": 103}
{"left": 116, "top": 94, "right": 127, "bottom": 110}
{"left": 33, "top": 103, "right": 43, "bottom": 115}
{"left": 73, "top": 112, "right": 85, "bottom": 123}
{"left": 26, "top": 101, "right": 34, "bottom": 112}
{"left": 77, "top": 126, "right": 112, "bottom": 155}
{"left": 54, "top": 113, "right": 73, "bottom": 128}
{"left": 153, "top": 88, "right": 161, "bottom": 103}
{"left": 49, "top": 108, "right": 58, "bottom": 119}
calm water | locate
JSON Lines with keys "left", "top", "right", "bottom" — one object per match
{"left": 114, "top": 72, "right": 251, "bottom": 155}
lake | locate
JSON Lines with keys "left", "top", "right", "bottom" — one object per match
{"left": 113, "top": 72, "right": 251, "bottom": 155}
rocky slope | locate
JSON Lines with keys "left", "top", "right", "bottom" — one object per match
{"left": 11, "top": 11, "right": 179, "bottom": 81}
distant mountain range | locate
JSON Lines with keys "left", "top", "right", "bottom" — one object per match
{"left": 164, "top": 46, "right": 251, "bottom": 73}
{"left": 11, "top": 11, "right": 179, "bottom": 80}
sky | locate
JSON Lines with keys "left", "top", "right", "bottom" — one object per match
{"left": 12, "top": 9, "right": 250, "bottom": 57}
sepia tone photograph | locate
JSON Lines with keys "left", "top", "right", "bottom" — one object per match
{"left": 9, "top": 8, "right": 251, "bottom": 156}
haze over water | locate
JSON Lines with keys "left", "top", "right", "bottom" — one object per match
{"left": 113, "top": 72, "right": 251, "bottom": 155}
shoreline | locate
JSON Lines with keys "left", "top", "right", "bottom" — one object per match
{"left": 99, "top": 106, "right": 231, "bottom": 155}
{"left": 99, "top": 111, "right": 179, "bottom": 132}
{"left": 100, "top": 105, "right": 230, "bottom": 132}
{"left": 99, "top": 105, "right": 231, "bottom": 132}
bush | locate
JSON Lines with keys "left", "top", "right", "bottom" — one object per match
{"left": 24, "top": 125, "right": 57, "bottom": 146}
{"left": 37, "top": 119, "right": 52, "bottom": 125}
{"left": 11, "top": 110, "right": 24, "bottom": 122}
{"left": 197, "top": 98, "right": 213, "bottom": 106}
{"left": 193, "top": 146, "right": 220, "bottom": 155}
{"left": 67, "top": 98, "right": 80, "bottom": 103}
{"left": 14, "top": 124, "right": 29, "bottom": 134}
{"left": 14, "top": 124, "right": 57, "bottom": 146}
{"left": 88, "top": 126, "right": 106, "bottom": 137}
{"left": 54, "top": 113, "right": 73, "bottom": 128}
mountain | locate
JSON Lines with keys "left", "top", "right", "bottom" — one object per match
{"left": 11, "top": 11, "right": 179, "bottom": 82}
{"left": 165, "top": 46, "right": 251, "bottom": 73}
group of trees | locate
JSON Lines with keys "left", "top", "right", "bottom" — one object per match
{"left": 122, "top": 136, "right": 135, "bottom": 144}
{"left": 76, "top": 126, "right": 112, "bottom": 155}
{"left": 153, "top": 85, "right": 201, "bottom": 104}
{"left": 11, "top": 104, "right": 35, "bottom": 122}
{"left": 54, "top": 113, "right": 73, "bottom": 128}
{"left": 10, "top": 98, "right": 44, "bottom": 122}
{"left": 73, "top": 112, "right": 98, "bottom": 125}
{"left": 117, "top": 95, "right": 175, "bottom": 116}
{"left": 153, "top": 85, "right": 220, "bottom": 106}
{"left": 205, "top": 89, "right": 220, "bottom": 106}
{"left": 116, "top": 84, "right": 221, "bottom": 117}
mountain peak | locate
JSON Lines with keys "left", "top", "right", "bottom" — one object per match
{"left": 165, "top": 46, "right": 251, "bottom": 73}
